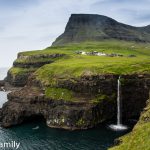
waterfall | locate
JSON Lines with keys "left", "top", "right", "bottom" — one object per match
{"left": 117, "top": 76, "right": 121, "bottom": 125}
{"left": 109, "top": 76, "right": 127, "bottom": 131}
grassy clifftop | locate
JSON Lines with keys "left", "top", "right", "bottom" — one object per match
{"left": 34, "top": 40, "right": 150, "bottom": 86}
{"left": 8, "top": 40, "right": 150, "bottom": 87}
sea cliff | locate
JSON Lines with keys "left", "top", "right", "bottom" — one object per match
{"left": 0, "top": 14, "right": 150, "bottom": 149}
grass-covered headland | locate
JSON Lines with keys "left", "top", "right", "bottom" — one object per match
{"left": 6, "top": 40, "right": 150, "bottom": 149}
{"left": 35, "top": 40, "right": 150, "bottom": 85}
{"left": 9, "top": 40, "right": 150, "bottom": 86}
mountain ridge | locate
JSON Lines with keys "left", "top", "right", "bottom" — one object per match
{"left": 52, "top": 14, "right": 150, "bottom": 46}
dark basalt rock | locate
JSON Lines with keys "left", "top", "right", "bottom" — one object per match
{"left": 0, "top": 80, "right": 5, "bottom": 91}
{"left": 52, "top": 14, "right": 150, "bottom": 46}
{"left": 14, "top": 53, "right": 65, "bottom": 68}
{"left": 17, "top": 53, "right": 64, "bottom": 59}
{"left": 0, "top": 74, "right": 150, "bottom": 130}
{"left": 113, "top": 139, "right": 123, "bottom": 146}
{"left": 0, "top": 80, "right": 5, "bottom": 87}
{"left": 6, "top": 70, "right": 32, "bottom": 87}
{"left": 13, "top": 60, "right": 54, "bottom": 68}
{"left": 0, "top": 87, "right": 115, "bottom": 129}
{"left": 57, "top": 74, "right": 118, "bottom": 94}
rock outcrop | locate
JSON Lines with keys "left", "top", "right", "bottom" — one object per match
{"left": 0, "top": 86, "right": 115, "bottom": 129}
{"left": 57, "top": 74, "right": 150, "bottom": 120}
{"left": 5, "top": 53, "right": 65, "bottom": 87}
{"left": 6, "top": 70, "right": 34, "bottom": 87}
{"left": 0, "top": 80, "right": 5, "bottom": 86}
{"left": 0, "top": 74, "right": 150, "bottom": 130}
{"left": 0, "top": 80, "right": 5, "bottom": 91}
{"left": 52, "top": 14, "right": 150, "bottom": 46}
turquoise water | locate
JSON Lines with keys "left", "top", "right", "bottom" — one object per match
{"left": 0, "top": 68, "right": 128, "bottom": 150}
{"left": 0, "top": 121, "right": 128, "bottom": 150}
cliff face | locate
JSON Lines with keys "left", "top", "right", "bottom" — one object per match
{"left": 1, "top": 14, "right": 150, "bottom": 131}
{"left": 52, "top": 14, "right": 150, "bottom": 46}
{"left": 56, "top": 74, "right": 150, "bottom": 120}
{"left": 1, "top": 74, "right": 150, "bottom": 130}
{"left": 0, "top": 78, "right": 116, "bottom": 129}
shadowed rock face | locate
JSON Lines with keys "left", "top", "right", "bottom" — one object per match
{"left": 0, "top": 86, "right": 115, "bottom": 130}
{"left": 52, "top": 14, "right": 150, "bottom": 46}
{"left": 0, "top": 74, "right": 149, "bottom": 130}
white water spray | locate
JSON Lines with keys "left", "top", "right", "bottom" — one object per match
{"left": 117, "top": 76, "right": 121, "bottom": 125}
{"left": 109, "top": 76, "right": 127, "bottom": 131}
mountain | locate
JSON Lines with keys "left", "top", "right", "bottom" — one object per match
{"left": 52, "top": 14, "right": 150, "bottom": 46}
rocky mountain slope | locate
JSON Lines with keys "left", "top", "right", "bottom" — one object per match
{"left": 52, "top": 14, "right": 150, "bottom": 46}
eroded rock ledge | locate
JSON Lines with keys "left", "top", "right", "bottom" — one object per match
{"left": 0, "top": 74, "right": 150, "bottom": 130}
{"left": 0, "top": 86, "right": 115, "bottom": 129}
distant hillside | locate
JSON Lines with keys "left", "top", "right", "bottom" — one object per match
{"left": 52, "top": 14, "right": 150, "bottom": 46}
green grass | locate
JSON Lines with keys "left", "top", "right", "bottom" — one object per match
{"left": 9, "top": 67, "right": 36, "bottom": 76}
{"left": 91, "top": 94, "right": 109, "bottom": 104}
{"left": 31, "top": 41, "right": 150, "bottom": 86}
{"left": 91, "top": 94, "right": 116, "bottom": 104}
{"left": 20, "top": 40, "right": 150, "bottom": 57}
{"left": 109, "top": 122, "right": 150, "bottom": 150}
{"left": 12, "top": 40, "right": 150, "bottom": 86}
{"left": 45, "top": 87, "right": 77, "bottom": 101}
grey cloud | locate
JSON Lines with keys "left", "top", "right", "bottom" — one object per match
{"left": 0, "top": 0, "right": 39, "bottom": 8}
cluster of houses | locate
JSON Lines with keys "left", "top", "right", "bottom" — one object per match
{"left": 76, "top": 51, "right": 124, "bottom": 57}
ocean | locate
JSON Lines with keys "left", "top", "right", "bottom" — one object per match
{"left": 0, "top": 68, "right": 128, "bottom": 150}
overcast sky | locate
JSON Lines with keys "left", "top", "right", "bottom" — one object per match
{"left": 0, "top": 0, "right": 150, "bottom": 67}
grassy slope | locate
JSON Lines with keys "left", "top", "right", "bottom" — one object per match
{"left": 109, "top": 122, "right": 150, "bottom": 150}
{"left": 45, "top": 87, "right": 77, "bottom": 101}
{"left": 109, "top": 98, "right": 150, "bottom": 150}
{"left": 31, "top": 40, "right": 150, "bottom": 86}
{"left": 9, "top": 40, "right": 150, "bottom": 86}
{"left": 9, "top": 67, "right": 36, "bottom": 76}
{"left": 10, "top": 40, "right": 150, "bottom": 85}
